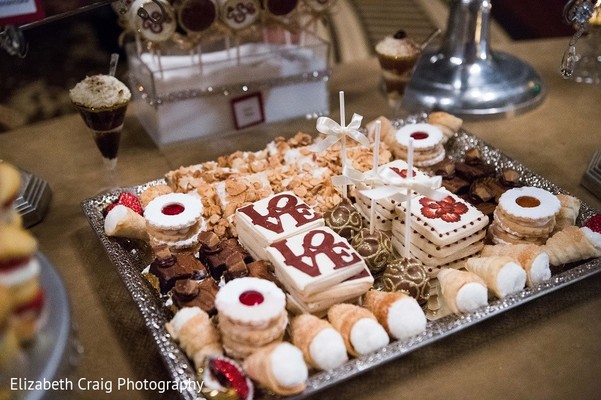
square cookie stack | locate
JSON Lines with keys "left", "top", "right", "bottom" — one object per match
{"left": 354, "top": 160, "right": 432, "bottom": 231}
{"left": 266, "top": 226, "right": 372, "bottom": 316}
{"left": 391, "top": 191, "right": 489, "bottom": 277}
{"left": 235, "top": 192, "right": 324, "bottom": 260}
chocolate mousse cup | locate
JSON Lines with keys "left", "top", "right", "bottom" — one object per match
{"left": 375, "top": 30, "right": 422, "bottom": 101}
{"left": 72, "top": 102, "right": 128, "bottom": 160}
{"left": 70, "top": 74, "right": 131, "bottom": 164}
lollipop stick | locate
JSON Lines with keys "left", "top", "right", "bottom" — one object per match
{"left": 135, "top": 32, "right": 142, "bottom": 56}
{"left": 339, "top": 90, "right": 347, "bottom": 199}
{"left": 197, "top": 42, "right": 204, "bottom": 76}
{"left": 109, "top": 53, "right": 119, "bottom": 76}
{"left": 285, "top": 29, "right": 291, "bottom": 46}
{"left": 369, "top": 120, "right": 381, "bottom": 234}
{"left": 372, "top": 120, "right": 381, "bottom": 175}
{"left": 226, "top": 36, "right": 231, "bottom": 59}
{"left": 404, "top": 138, "right": 414, "bottom": 259}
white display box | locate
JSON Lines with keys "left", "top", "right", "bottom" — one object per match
{"left": 126, "top": 33, "right": 330, "bottom": 146}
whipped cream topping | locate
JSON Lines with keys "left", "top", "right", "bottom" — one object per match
{"left": 70, "top": 74, "right": 131, "bottom": 109}
{"left": 350, "top": 318, "right": 389, "bottom": 354}
{"left": 496, "top": 262, "right": 527, "bottom": 297}
{"left": 456, "top": 282, "right": 488, "bottom": 313}
{"left": 387, "top": 297, "right": 427, "bottom": 340}
{"left": 528, "top": 252, "right": 551, "bottom": 285}
{"left": 270, "top": 343, "right": 308, "bottom": 388}
{"left": 170, "top": 306, "right": 203, "bottom": 334}
{"left": 309, "top": 328, "right": 348, "bottom": 370}
{"left": 375, "top": 36, "right": 421, "bottom": 57}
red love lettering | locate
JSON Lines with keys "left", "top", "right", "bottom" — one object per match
{"left": 270, "top": 230, "right": 361, "bottom": 277}
{"left": 238, "top": 193, "right": 320, "bottom": 234}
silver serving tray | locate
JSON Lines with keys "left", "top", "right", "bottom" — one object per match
{"left": 81, "top": 129, "right": 601, "bottom": 400}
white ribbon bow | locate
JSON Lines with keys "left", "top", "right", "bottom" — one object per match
{"left": 359, "top": 166, "right": 446, "bottom": 201}
{"left": 310, "top": 113, "right": 370, "bottom": 153}
{"left": 331, "top": 165, "right": 378, "bottom": 187}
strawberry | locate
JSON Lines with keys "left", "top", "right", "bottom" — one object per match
{"left": 116, "top": 192, "right": 143, "bottom": 215}
{"left": 207, "top": 357, "right": 253, "bottom": 400}
{"left": 103, "top": 202, "right": 117, "bottom": 216}
{"left": 583, "top": 214, "right": 601, "bottom": 233}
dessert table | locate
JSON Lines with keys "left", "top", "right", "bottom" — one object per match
{"left": 0, "top": 37, "right": 599, "bottom": 400}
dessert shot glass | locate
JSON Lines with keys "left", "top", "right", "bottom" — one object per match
{"left": 375, "top": 29, "right": 440, "bottom": 117}
{"left": 69, "top": 66, "right": 131, "bottom": 193}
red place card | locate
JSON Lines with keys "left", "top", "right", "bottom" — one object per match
{"left": 0, "top": 0, "right": 45, "bottom": 26}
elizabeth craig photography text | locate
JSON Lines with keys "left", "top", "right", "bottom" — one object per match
{"left": 10, "top": 377, "right": 203, "bottom": 395}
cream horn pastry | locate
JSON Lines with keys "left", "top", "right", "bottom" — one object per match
{"left": 481, "top": 243, "right": 551, "bottom": 287}
{"left": 362, "top": 289, "right": 427, "bottom": 340}
{"left": 554, "top": 194, "right": 580, "bottom": 231}
{"left": 327, "top": 303, "right": 389, "bottom": 357}
{"left": 465, "top": 256, "right": 526, "bottom": 298}
{"left": 166, "top": 307, "right": 222, "bottom": 369}
{"left": 290, "top": 314, "right": 348, "bottom": 370}
{"left": 437, "top": 268, "right": 488, "bottom": 314}
{"left": 242, "top": 342, "right": 308, "bottom": 396}
{"left": 543, "top": 226, "right": 601, "bottom": 266}
{"left": 104, "top": 204, "right": 149, "bottom": 241}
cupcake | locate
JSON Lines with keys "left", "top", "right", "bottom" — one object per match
{"left": 375, "top": 30, "right": 422, "bottom": 100}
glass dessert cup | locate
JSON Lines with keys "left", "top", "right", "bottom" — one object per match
{"left": 376, "top": 50, "right": 421, "bottom": 117}
{"left": 73, "top": 102, "right": 129, "bottom": 193}
{"left": 572, "top": 23, "right": 601, "bottom": 84}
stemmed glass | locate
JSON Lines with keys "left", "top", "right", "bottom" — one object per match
{"left": 375, "top": 29, "right": 440, "bottom": 118}
{"left": 572, "top": 15, "right": 601, "bottom": 84}
{"left": 70, "top": 54, "right": 130, "bottom": 193}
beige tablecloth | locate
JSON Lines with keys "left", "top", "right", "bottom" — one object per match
{"left": 0, "top": 37, "right": 599, "bottom": 400}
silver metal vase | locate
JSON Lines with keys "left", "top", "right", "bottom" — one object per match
{"left": 403, "top": 0, "right": 546, "bottom": 118}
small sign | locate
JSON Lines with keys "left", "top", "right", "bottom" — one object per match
{"left": 0, "top": 0, "right": 45, "bottom": 26}
{"left": 231, "top": 92, "right": 265, "bottom": 130}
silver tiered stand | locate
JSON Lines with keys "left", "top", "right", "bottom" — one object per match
{"left": 15, "top": 169, "right": 52, "bottom": 228}
{"left": 403, "top": 0, "right": 546, "bottom": 118}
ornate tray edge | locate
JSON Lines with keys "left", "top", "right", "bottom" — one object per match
{"left": 80, "top": 129, "right": 601, "bottom": 400}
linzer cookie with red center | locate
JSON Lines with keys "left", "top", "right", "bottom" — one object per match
{"left": 266, "top": 226, "right": 368, "bottom": 297}
{"left": 391, "top": 191, "right": 489, "bottom": 277}
{"left": 392, "top": 123, "right": 446, "bottom": 167}
{"left": 215, "top": 277, "right": 287, "bottom": 359}
{"left": 490, "top": 187, "right": 561, "bottom": 245}
{"left": 144, "top": 193, "right": 204, "bottom": 251}
{"left": 235, "top": 192, "right": 323, "bottom": 260}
